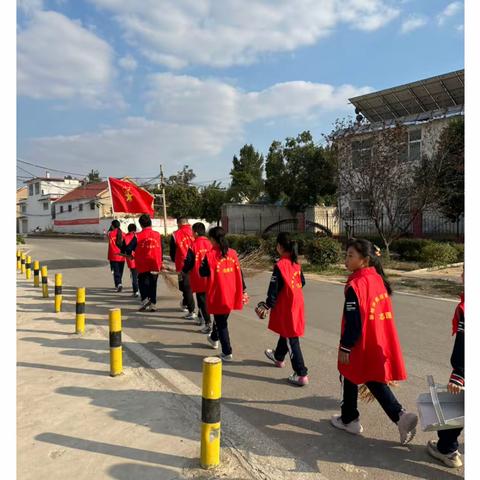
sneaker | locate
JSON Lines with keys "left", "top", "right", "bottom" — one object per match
{"left": 185, "top": 312, "right": 198, "bottom": 321}
{"left": 330, "top": 414, "right": 364, "bottom": 435}
{"left": 200, "top": 324, "right": 212, "bottom": 335}
{"left": 180, "top": 300, "right": 189, "bottom": 313}
{"left": 219, "top": 353, "right": 233, "bottom": 362}
{"left": 207, "top": 336, "right": 219, "bottom": 349}
{"left": 139, "top": 298, "right": 151, "bottom": 311}
{"left": 264, "top": 349, "right": 286, "bottom": 368}
{"left": 147, "top": 304, "right": 157, "bottom": 312}
{"left": 397, "top": 411, "right": 418, "bottom": 445}
{"left": 117, "top": 284, "right": 123, "bottom": 292}
{"left": 133, "top": 291, "right": 139, "bottom": 297}
{"left": 287, "top": 372, "right": 309, "bottom": 386}
{"left": 426, "top": 440, "right": 463, "bottom": 468}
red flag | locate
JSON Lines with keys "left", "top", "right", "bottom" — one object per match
{"left": 108, "top": 177, "right": 154, "bottom": 216}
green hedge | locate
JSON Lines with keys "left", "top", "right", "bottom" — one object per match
{"left": 305, "top": 237, "right": 343, "bottom": 270}
{"left": 390, "top": 239, "right": 432, "bottom": 261}
{"left": 16, "top": 234, "right": 25, "bottom": 245}
{"left": 419, "top": 242, "right": 458, "bottom": 267}
{"left": 451, "top": 243, "right": 464, "bottom": 262}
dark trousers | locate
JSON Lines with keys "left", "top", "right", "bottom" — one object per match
{"left": 437, "top": 428, "right": 463, "bottom": 454}
{"left": 110, "top": 261, "right": 125, "bottom": 287}
{"left": 178, "top": 273, "right": 195, "bottom": 313}
{"left": 341, "top": 376, "right": 403, "bottom": 424}
{"left": 274, "top": 336, "right": 308, "bottom": 376}
{"left": 196, "top": 292, "right": 210, "bottom": 325}
{"left": 210, "top": 314, "right": 232, "bottom": 355}
{"left": 130, "top": 268, "right": 139, "bottom": 293}
{"left": 138, "top": 272, "right": 158, "bottom": 304}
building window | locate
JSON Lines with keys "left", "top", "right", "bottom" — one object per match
{"left": 60, "top": 206, "right": 64, "bottom": 213}
{"left": 35, "top": 183, "right": 40, "bottom": 195}
{"left": 351, "top": 193, "right": 370, "bottom": 216}
{"left": 28, "top": 184, "right": 33, "bottom": 196}
{"left": 351, "top": 138, "right": 372, "bottom": 168}
{"left": 408, "top": 129, "right": 422, "bottom": 161}
{"left": 21, "top": 205, "right": 26, "bottom": 213}
{"left": 90, "top": 202, "right": 96, "bottom": 210}
{"left": 79, "top": 203, "right": 83, "bottom": 212}
{"left": 68, "top": 205, "right": 72, "bottom": 212}
{"left": 43, "top": 202, "right": 49, "bottom": 210}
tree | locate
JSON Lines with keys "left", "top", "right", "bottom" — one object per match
{"left": 433, "top": 118, "right": 464, "bottom": 224}
{"left": 86, "top": 169, "right": 102, "bottom": 183}
{"left": 167, "top": 165, "right": 196, "bottom": 186}
{"left": 229, "top": 145, "right": 264, "bottom": 203}
{"left": 200, "top": 182, "right": 228, "bottom": 225}
{"left": 265, "top": 131, "right": 337, "bottom": 212}
{"left": 332, "top": 119, "right": 440, "bottom": 255}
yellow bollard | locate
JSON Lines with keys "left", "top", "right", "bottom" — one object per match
{"left": 41, "top": 266, "right": 49, "bottom": 298}
{"left": 33, "top": 261, "right": 40, "bottom": 287}
{"left": 25, "top": 256, "right": 32, "bottom": 280}
{"left": 75, "top": 288, "right": 86, "bottom": 334}
{"left": 21, "top": 253, "right": 26, "bottom": 274}
{"left": 200, "top": 357, "right": 222, "bottom": 469}
{"left": 54, "top": 273, "right": 63, "bottom": 313}
{"left": 16, "top": 251, "right": 21, "bottom": 271}
{"left": 109, "top": 309, "right": 122, "bottom": 377}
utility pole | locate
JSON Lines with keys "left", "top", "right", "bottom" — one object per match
{"left": 159, "top": 165, "right": 168, "bottom": 237}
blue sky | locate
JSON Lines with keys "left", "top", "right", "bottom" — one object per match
{"left": 17, "top": 0, "right": 464, "bottom": 187}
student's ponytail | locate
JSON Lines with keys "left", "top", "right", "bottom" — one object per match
{"left": 209, "top": 226, "right": 229, "bottom": 257}
{"left": 347, "top": 238, "right": 392, "bottom": 295}
{"left": 276, "top": 232, "right": 299, "bottom": 264}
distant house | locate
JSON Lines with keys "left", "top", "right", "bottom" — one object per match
{"left": 22, "top": 174, "right": 81, "bottom": 233}
{"left": 16, "top": 187, "right": 28, "bottom": 234}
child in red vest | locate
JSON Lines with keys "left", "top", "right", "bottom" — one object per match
{"left": 182, "top": 222, "right": 213, "bottom": 332}
{"left": 107, "top": 219, "right": 125, "bottom": 292}
{"left": 170, "top": 218, "right": 195, "bottom": 317}
{"left": 255, "top": 232, "right": 309, "bottom": 386}
{"left": 426, "top": 267, "right": 464, "bottom": 468}
{"left": 200, "top": 226, "right": 248, "bottom": 361}
{"left": 124, "top": 223, "right": 139, "bottom": 297}
{"left": 331, "top": 238, "right": 418, "bottom": 445}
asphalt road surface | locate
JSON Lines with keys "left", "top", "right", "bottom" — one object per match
{"left": 19, "top": 238, "right": 464, "bottom": 480}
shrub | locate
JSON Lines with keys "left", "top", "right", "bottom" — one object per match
{"left": 390, "top": 238, "right": 432, "bottom": 261}
{"left": 305, "top": 237, "right": 342, "bottom": 270}
{"left": 450, "top": 243, "right": 464, "bottom": 262}
{"left": 16, "top": 234, "right": 25, "bottom": 245}
{"left": 240, "top": 235, "right": 262, "bottom": 253}
{"left": 419, "top": 242, "right": 458, "bottom": 267}
{"left": 225, "top": 234, "right": 243, "bottom": 252}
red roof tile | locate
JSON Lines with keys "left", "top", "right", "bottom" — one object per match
{"left": 54, "top": 181, "right": 108, "bottom": 203}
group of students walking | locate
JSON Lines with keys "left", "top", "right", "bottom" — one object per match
{"left": 107, "top": 216, "right": 465, "bottom": 469}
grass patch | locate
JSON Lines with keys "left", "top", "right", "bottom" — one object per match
{"left": 391, "top": 278, "right": 462, "bottom": 298}
{"left": 302, "top": 263, "right": 348, "bottom": 276}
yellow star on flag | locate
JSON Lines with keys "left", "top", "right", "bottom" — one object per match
{"left": 123, "top": 187, "right": 133, "bottom": 202}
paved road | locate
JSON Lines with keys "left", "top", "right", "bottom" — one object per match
{"left": 20, "top": 238, "right": 464, "bottom": 480}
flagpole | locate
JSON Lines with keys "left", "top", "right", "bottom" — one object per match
{"left": 159, "top": 165, "right": 168, "bottom": 237}
{"left": 107, "top": 177, "right": 116, "bottom": 220}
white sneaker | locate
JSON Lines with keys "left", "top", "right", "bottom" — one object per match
{"left": 219, "top": 353, "right": 233, "bottom": 362}
{"left": 427, "top": 440, "right": 463, "bottom": 468}
{"left": 139, "top": 298, "right": 151, "bottom": 311}
{"left": 207, "top": 336, "right": 219, "bottom": 349}
{"left": 184, "top": 312, "right": 198, "bottom": 321}
{"left": 397, "top": 411, "right": 418, "bottom": 445}
{"left": 200, "top": 325, "right": 212, "bottom": 335}
{"left": 330, "top": 414, "right": 364, "bottom": 435}
{"left": 180, "top": 300, "right": 189, "bottom": 313}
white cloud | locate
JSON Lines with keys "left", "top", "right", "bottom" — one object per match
{"left": 400, "top": 15, "right": 427, "bottom": 34}
{"left": 17, "top": 0, "right": 43, "bottom": 14}
{"left": 118, "top": 54, "right": 138, "bottom": 71}
{"left": 17, "top": 10, "right": 121, "bottom": 107}
{"left": 87, "top": 0, "right": 400, "bottom": 68}
{"left": 23, "top": 74, "right": 371, "bottom": 178}
{"left": 437, "top": 1, "right": 463, "bottom": 26}
{"left": 456, "top": 24, "right": 464, "bottom": 32}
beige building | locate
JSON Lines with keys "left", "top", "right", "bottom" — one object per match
{"left": 16, "top": 186, "right": 28, "bottom": 234}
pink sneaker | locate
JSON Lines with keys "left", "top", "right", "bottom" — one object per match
{"left": 287, "top": 373, "right": 309, "bottom": 386}
{"left": 264, "top": 349, "right": 285, "bottom": 368}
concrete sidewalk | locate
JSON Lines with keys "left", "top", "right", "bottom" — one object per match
{"left": 17, "top": 279, "right": 254, "bottom": 480}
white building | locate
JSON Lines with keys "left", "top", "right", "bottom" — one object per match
{"left": 21, "top": 175, "right": 81, "bottom": 233}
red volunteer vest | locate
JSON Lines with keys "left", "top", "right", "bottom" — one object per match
{"left": 452, "top": 293, "right": 464, "bottom": 335}
{"left": 190, "top": 236, "right": 212, "bottom": 293}
{"left": 135, "top": 227, "right": 162, "bottom": 274}
{"left": 268, "top": 256, "right": 305, "bottom": 338}
{"left": 338, "top": 267, "right": 407, "bottom": 384}
{"left": 173, "top": 225, "right": 194, "bottom": 272}
{"left": 124, "top": 232, "right": 136, "bottom": 269}
{"left": 108, "top": 229, "right": 125, "bottom": 262}
{"left": 206, "top": 247, "right": 243, "bottom": 315}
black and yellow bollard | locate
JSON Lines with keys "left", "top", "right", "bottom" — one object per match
{"left": 75, "top": 287, "right": 86, "bottom": 334}
{"left": 33, "top": 261, "right": 40, "bottom": 287}
{"left": 54, "top": 273, "right": 63, "bottom": 313}
{"left": 109, "top": 309, "right": 122, "bottom": 376}
{"left": 41, "top": 266, "right": 49, "bottom": 298}
{"left": 25, "top": 256, "right": 32, "bottom": 280}
{"left": 200, "top": 357, "right": 222, "bottom": 469}
{"left": 16, "top": 251, "right": 21, "bottom": 271}
{"left": 21, "top": 252, "right": 26, "bottom": 274}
